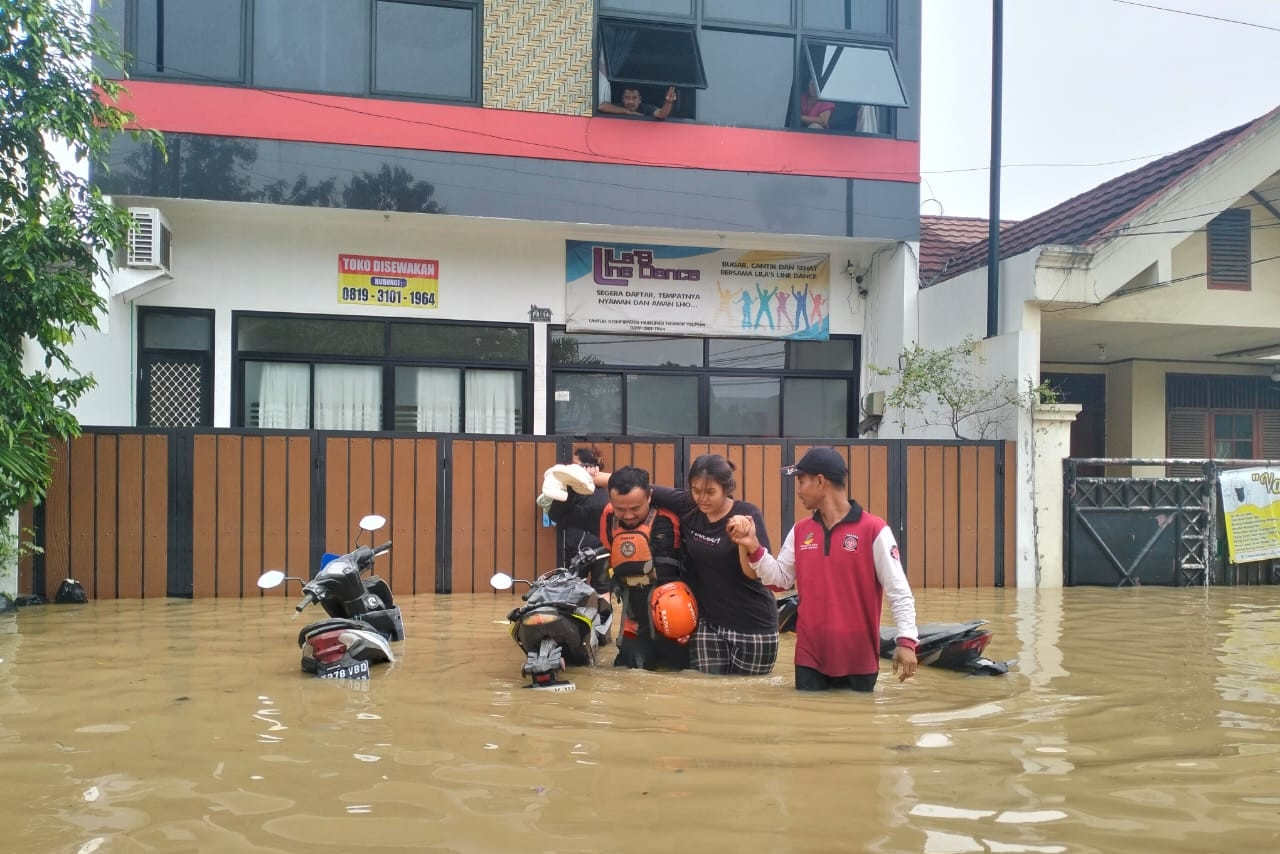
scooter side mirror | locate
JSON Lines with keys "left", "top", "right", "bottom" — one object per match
{"left": 358, "top": 514, "right": 387, "bottom": 533}
{"left": 257, "top": 570, "right": 287, "bottom": 589}
{"left": 490, "top": 572, "right": 514, "bottom": 591}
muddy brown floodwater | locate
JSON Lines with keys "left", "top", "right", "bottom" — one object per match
{"left": 2, "top": 585, "right": 1279, "bottom": 853}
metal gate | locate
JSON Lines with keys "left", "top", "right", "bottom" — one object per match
{"left": 1066, "top": 458, "right": 1279, "bottom": 586}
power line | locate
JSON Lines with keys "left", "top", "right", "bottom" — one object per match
{"left": 922, "top": 150, "right": 1182, "bottom": 176}
{"left": 1111, "top": 0, "right": 1280, "bottom": 33}
{"left": 1043, "top": 252, "right": 1280, "bottom": 311}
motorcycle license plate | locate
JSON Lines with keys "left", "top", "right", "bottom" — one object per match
{"left": 318, "top": 659, "right": 371, "bottom": 680}
{"left": 529, "top": 681, "right": 575, "bottom": 692}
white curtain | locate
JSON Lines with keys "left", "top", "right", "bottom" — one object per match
{"left": 414, "top": 367, "right": 461, "bottom": 432}
{"left": 465, "top": 370, "right": 518, "bottom": 434}
{"left": 314, "top": 364, "right": 382, "bottom": 430}
{"left": 257, "top": 363, "right": 310, "bottom": 428}
{"left": 598, "top": 59, "right": 612, "bottom": 105}
{"left": 856, "top": 105, "right": 880, "bottom": 134}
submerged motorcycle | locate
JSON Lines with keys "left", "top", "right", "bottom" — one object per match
{"left": 258, "top": 514, "right": 404, "bottom": 680}
{"left": 777, "top": 594, "right": 1013, "bottom": 676}
{"left": 491, "top": 546, "right": 613, "bottom": 692}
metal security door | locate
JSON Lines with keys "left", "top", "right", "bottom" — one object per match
{"left": 139, "top": 352, "right": 213, "bottom": 427}
{"left": 1066, "top": 460, "right": 1214, "bottom": 586}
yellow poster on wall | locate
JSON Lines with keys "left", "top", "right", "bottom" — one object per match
{"left": 338, "top": 253, "right": 438, "bottom": 309}
{"left": 1219, "top": 467, "right": 1280, "bottom": 563}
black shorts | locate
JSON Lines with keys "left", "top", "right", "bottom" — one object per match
{"left": 795, "top": 665, "right": 877, "bottom": 692}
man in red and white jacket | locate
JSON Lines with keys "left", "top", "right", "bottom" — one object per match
{"left": 727, "top": 446, "right": 919, "bottom": 692}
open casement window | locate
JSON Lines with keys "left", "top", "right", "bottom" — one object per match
{"left": 805, "top": 41, "right": 908, "bottom": 108}
{"left": 598, "top": 18, "right": 706, "bottom": 117}
{"left": 800, "top": 40, "right": 906, "bottom": 133}
{"left": 600, "top": 20, "right": 707, "bottom": 89}
{"left": 1207, "top": 207, "right": 1251, "bottom": 290}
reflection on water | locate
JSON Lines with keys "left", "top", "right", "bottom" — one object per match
{"left": 3, "top": 587, "right": 1280, "bottom": 853}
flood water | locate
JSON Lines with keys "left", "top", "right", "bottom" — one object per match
{"left": 3, "top": 585, "right": 1280, "bottom": 853}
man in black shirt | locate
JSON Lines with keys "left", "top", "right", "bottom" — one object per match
{"left": 598, "top": 86, "right": 678, "bottom": 120}
{"left": 544, "top": 464, "right": 688, "bottom": 670}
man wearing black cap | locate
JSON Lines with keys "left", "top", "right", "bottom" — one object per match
{"left": 725, "top": 446, "right": 919, "bottom": 691}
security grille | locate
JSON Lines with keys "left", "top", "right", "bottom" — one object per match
{"left": 1067, "top": 473, "right": 1213, "bottom": 586}
{"left": 1067, "top": 458, "right": 1280, "bottom": 587}
{"left": 147, "top": 360, "right": 204, "bottom": 427}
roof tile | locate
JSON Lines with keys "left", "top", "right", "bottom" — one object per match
{"left": 919, "top": 215, "right": 1016, "bottom": 283}
{"left": 926, "top": 107, "right": 1279, "bottom": 285}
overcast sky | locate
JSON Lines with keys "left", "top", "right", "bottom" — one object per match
{"left": 919, "top": 0, "right": 1280, "bottom": 220}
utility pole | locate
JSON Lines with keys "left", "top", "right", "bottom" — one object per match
{"left": 986, "top": 0, "right": 1003, "bottom": 339}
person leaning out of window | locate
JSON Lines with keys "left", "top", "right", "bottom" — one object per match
{"left": 599, "top": 86, "right": 678, "bottom": 120}
{"left": 799, "top": 78, "right": 835, "bottom": 129}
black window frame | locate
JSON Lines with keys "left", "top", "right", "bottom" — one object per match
{"left": 802, "top": 39, "right": 909, "bottom": 109}
{"left": 598, "top": 18, "right": 710, "bottom": 90}
{"left": 549, "top": 327, "right": 860, "bottom": 437}
{"left": 137, "top": 307, "right": 216, "bottom": 427}
{"left": 802, "top": 0, "right": 894, "bottom": 36}
{"left": 131, "top": 0, "right": 248, "bottom": 83}
{"left": 369, "top": 0, "right": 482, "bottom": 103}
{"left": 129, "top": 0, "right": 482, "bottom": 106}
{"left": 1207, "top": 207, "right": 1251, "bottom": 290}
{"left": 594, "top": 1, "right": 905, "bottom": 137}
{"left": 232, "top": 312, "right": 533, "bottom": 434}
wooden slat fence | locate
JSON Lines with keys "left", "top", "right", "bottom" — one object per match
{"left": 31, "top": 433, "right": 169, "bottom": 599}
{"left": 190, "top": 434, "right": 312, "bottom": 599}
{"left": 324, "top": 436, "right": 441, "bottom": 596}
{"left": 22, "top": 431, "right": 1015, "bottom": 597}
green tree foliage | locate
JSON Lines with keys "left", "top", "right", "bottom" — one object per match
{"left": 873, "top": 337, "right": 1057, "bottom": 439}
{"left": 0, "top": 0, "right": 158, "bottom": 517}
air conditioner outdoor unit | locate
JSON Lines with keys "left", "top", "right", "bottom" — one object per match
{"left": 863, "top": 390, "right": 886, "bottom": 417}
{"left": 126, "top": 207, "right": 172, "bottom": 274}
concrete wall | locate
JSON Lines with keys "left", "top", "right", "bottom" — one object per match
{"left": 893, "top": 249, "right": 1042, "bottom": 440}
{"left": 68, "top": 199, "right": 899, "bottom": 429}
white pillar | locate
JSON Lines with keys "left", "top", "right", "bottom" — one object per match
{"left": 1029, "top": 403, "right": 1081, "bottom": 588}
{"left": 1, "top": 511, "right": 17, "bottom": 606}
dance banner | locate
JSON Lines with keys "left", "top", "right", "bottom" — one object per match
{"left": 1219, "top": 467, "right": 1280, "bottom": 563}
{"left": 565, "top": 241, "right": 829, "bottom": 339}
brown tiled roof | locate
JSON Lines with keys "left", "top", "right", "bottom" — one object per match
{"left": 928, "top": 106, "right": 1280, "bottom": 285}
{"left": 919, "top": 215, "right": 1016, "bottom": 283}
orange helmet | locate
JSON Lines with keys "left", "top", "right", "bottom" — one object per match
{"left": 649, "top": 581, "right": 698, "bottom": 642}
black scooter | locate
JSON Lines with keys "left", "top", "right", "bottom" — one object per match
{"left": 491, "top": 547, "right": 613, "bottom": 692}
{"left": 777, "top": 593, "right": 1013, "bottom": 675}
{"left": 258, "top": 514, "right": 404, "bottom": 680}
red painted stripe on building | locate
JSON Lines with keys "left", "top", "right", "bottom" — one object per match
{"left": 111, "top": 81, "right": 920, "bottom": 184}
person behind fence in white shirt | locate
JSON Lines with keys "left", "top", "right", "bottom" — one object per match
{"left": 725, "top": 446, "right": 919, "bottom": 692}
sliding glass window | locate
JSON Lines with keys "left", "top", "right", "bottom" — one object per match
{"left": 551, "top": 329, "right": 858, "bottom": 437}
{"left": 236, "top": 314, "right": 529, "bottom": 433}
